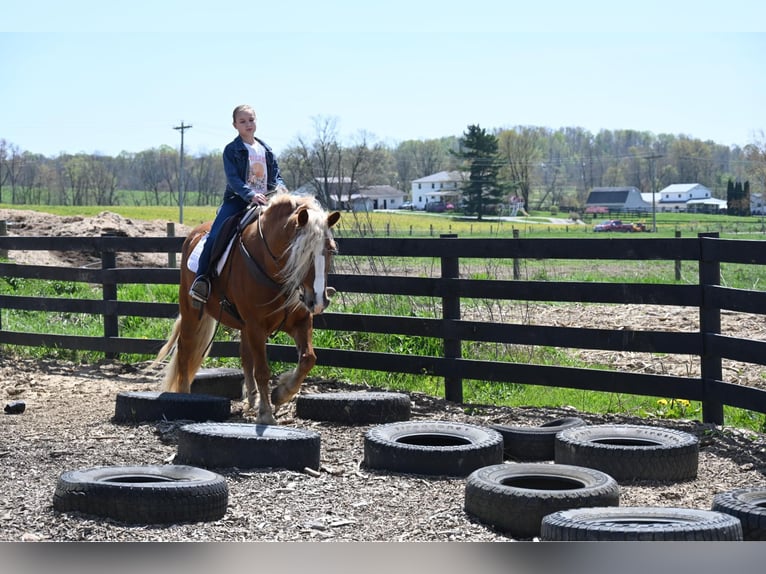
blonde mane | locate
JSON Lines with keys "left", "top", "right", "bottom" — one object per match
{"left": 264, "top": 193, "right": 335, "bottom": 311}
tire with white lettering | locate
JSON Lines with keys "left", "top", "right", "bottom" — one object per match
{"left": 175, "top": 422, "right": 321, "bottom": 472}
{"left": 113, "top": 391, "right": 231, "bottom": 423}
{"left": 295, "top": 391, "right": 411, "bottom": 424}
{"left": 490, "top": 417, "right": 586, "bottom": 460}
{"left": 712, "top": 487, "right": 766, "bottom": 540}
{"left": 554, "top": 424, "right": 698, "bottom": 482}
{"left": 363, "top": 421, "right": 503, "bottom": 476}
{"left": 464, "top": 463, "right": 619, "bottom": 539}
{"left": 53, "top": 465, "right": 228, "bottom": 524}
{"left": 541, "top": 507, "right": 743, "bottom": 541}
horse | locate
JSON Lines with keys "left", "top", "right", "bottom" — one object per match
{"left": 154, "top": 191, "right": 340, "bottom": 425}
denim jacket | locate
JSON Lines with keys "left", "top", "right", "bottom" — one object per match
{"left": 222, "top": 135, "right": 284, "bottom": 205}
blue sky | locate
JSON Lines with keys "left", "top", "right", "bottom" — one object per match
{"left": 1, "top": 2, "right": 765, "bottom": 158}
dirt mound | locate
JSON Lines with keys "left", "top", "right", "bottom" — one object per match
{"left": 0, "top": 208, "right": 193, "bottom": 268}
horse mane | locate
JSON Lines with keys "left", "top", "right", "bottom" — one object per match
{"left": 263, "top": 192, "right": 335, "bottom": 311}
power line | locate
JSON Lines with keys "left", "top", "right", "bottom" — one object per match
{"left": 173, "top": 122, "right": 193, "bottom": 223}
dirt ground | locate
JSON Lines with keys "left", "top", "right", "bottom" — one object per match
{"left": 1, "top": 208, "right": 765, "bottom": 542}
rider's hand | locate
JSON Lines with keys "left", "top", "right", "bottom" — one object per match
{"left": 250, "top": 193, "right": 267, "bottom": 206}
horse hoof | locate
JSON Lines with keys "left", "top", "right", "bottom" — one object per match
{"left": 271, "top": 386, "right": 292, "bottom": 407}
{"left": 255, "top": 414, "right": 278, "bottom": 426}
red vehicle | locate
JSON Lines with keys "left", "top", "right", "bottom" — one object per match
{"left": 593, "top": 219, "right": 635, "bottom": 232}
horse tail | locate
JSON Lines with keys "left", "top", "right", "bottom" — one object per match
{"left": 153, "top": 312, "right": 217, "bottom": 393}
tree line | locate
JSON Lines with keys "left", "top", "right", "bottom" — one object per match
{"left": 1, "top": 117, "right": 764, "bottom": 216}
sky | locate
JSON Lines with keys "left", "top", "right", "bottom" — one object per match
{"left": 1, "top": 2, "right": 765, "bottom": 158}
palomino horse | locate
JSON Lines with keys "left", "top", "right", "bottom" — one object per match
{"left": 154, "top": 191, "right": 340, "bottom": 425}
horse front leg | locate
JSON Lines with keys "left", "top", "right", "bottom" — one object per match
{"left": 239, "top": 335, "right": 257, "bottom": 410}
{"left": 243, "top": 328, "right": 277, "bottom": 425}
{"left": 271, "top": 318, "right": 316, "bottom": 408}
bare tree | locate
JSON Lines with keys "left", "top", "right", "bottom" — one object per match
{"left": 497, "top": 127, "right": 542, "bottom": 210}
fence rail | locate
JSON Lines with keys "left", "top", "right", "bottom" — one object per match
{"left": 1, "top": 229, "right": 765, "bottom": 425}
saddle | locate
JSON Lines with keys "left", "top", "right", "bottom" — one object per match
{"left": 207, "top": 206, "right": 262, "bottom": 276}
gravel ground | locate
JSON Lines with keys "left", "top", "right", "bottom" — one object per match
{"left": 1, "top": 357, "right": 765, "bottom": 542}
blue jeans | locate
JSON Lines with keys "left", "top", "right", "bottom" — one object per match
{"left": 195, "top": 196, "right": 247, "bottom": 278}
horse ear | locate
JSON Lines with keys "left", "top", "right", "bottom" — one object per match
{"left": 296, "top": 206, "right": 310, "bottom": 227}
{"left": 327, "top": 211, "right": 341, "bottom": 228}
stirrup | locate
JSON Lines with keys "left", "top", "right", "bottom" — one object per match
{"left": 189, "top": 276, "right": 210, "bottom": 307}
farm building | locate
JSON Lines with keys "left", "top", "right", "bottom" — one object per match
{"left": 657, "top": 183, "right": 718, "bottom": 212}
{"left": 411, "top": 171, "right": 466, "bottom": 210}
{"left": 752, "top": 192, "right": 764, "bottom": 215}
{"left": 584, "top": 187, "right": 651, "bottom": 214}
{"left": 294, "top": 179, "right": 406, "bottom": 211}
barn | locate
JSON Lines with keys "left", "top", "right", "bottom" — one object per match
{"left": 584, "top": 187, "right": 652, "bottom": 214}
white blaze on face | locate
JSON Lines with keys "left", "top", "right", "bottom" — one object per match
{"left": 312, "top": 248, "right": 326, "bottom": 313}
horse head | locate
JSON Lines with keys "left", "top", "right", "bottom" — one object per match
{"left": 260, "top": 194, "right": 340, "bottom": 315}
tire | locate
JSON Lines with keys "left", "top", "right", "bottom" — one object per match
{"left": 52, "top": 465, "right": 228, "bottom": 524}
{"left": 464, "top": 463, "right": 619, "bottom": 539}
{"left": 175, "top": 422, "right": 321, "bottom": 471}
{"left": 554, "top": 424, "right": 698, "bottom": 482}
{"left": 191, "top": 368, "right": 244, "bottom": 400}
{"left": 363, "top": 421, "right": 503, "bottom": 477}
{"left": 113, "top": 391, "right": 231, "bottom": 423}
{"left": 711, "top": 487, "right": 766, "bottom": 540}
{"left": 490, "top": 417, "right": 586, "bottom": 460}
{"left": 295, "top": 391, "right": 411, "bottom": 424}
{"left": 540, "top": 506, "right": 743, "bottom": 541}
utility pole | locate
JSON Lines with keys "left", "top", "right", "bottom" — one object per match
{"left": 173, "top": 121, "right": 192, "bottom": 223}
{"left": 646, "top": 154, "right": 663, "bottom": 232}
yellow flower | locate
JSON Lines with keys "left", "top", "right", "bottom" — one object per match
{"left": 656, "top": 399, "right": 668, "bottom": 407}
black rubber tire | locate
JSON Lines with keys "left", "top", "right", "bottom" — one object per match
{"left": 490, "top": 417, "right": 586, "bottom": 460}
{"left": 295, "top": 391, "right": 411, "bottom": 424}
{"left": 363, "top": 421, "right": 503, "bottom": 477}
{"left": 540, "top": 506, "right": 743, "bottom": 541}
{"left": 464, "top": 463, "right": 619, "bottom": 539}
{"left": 52, "top": 465, "right": 228, "bottom": 524}
{"left": 711, "top": 487, "right": 766, "bottom": 540}
{"left": 175, "top": 422, "right": 321, "bottom": 471}
{"left": 191, "top": 368, "right": 244, "bottom": 400}
{"left": 113, "top": 391, "right": 231, "bottom": 423}
{"left": 554, "top": 424, "right": 699, "bottom": 482}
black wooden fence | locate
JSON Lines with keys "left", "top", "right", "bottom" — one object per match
{"left": 1, "top": 229, "right": 765, "bottom": 425}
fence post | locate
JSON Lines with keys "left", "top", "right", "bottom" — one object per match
{"left": 0, "top": 220, "right": 7, "bottom": 260}
{"left": 698, "top": 232, "right": 723, "bottom": 424}
{"left": 675, "top": 230, "right": 682, "bottom": 280}
{"left": 440, "top": 233, "right": 462, "bottom": 403}
{"left": 512, "top": 228, "right": 521, "bottom": 280}
{"left": 101, "top": 234, "right": 119, "bottom": 360}
{"left": 166, "top": 222, "right": 177, "bottom": 268}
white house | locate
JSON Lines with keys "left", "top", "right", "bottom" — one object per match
{"left": 752, "top": 192, "right": 765, "bottom": 215}
{"left": 657, "top": 183, "right": 715, "bottom": 212}
{"left": 411, "top": 171, "right": 466, "bottom": 210}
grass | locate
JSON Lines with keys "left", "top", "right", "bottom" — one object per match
{"left": 1, "top": 204, "right": 765, "bottom": 432}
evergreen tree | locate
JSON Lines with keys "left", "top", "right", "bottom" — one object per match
{"left": 452, "top": 125, "right": 504, "bottom": 220}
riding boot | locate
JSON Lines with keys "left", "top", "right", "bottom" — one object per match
{"left": 189, "top": 275, "right": 210, "bottom": 308}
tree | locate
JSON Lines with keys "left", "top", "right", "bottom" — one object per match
{"left": 453, "top": 125, "right": 503, "bottom": 220}
{"left": 497, "top": 127, "right": 541, "bottom": 212}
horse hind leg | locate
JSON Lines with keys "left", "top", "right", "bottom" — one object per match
{"left": 159, "top": 312, "right": 216, "bottom": 393}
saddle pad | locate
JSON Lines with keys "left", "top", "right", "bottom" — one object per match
{"left": 186, "top": 235, "right": 235, "bottom": 276}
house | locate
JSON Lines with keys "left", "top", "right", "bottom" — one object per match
{"left": 411, "top": 171, "right": 466, "bottom": 210}
{"left": 657, "top": 183, "right": 716, "bottom": 212}
{"left": 584, "top": 187, "right": 651, "bottom": 214}
{"left": 356, "top": 185, "right": 407, "bottom": 210}
{"left": 295, "top": 179, "right": 406, "bottom": 212}
{"left": 752, "top": 192, "right": 765, "bottom": 215}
